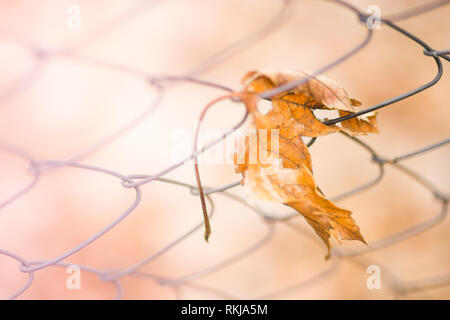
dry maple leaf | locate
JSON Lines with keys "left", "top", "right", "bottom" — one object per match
{"left": 234, "top": 70, "right": 378, "bottom": 259}
{"left": 241, "top": 70, "right": 379, "bottom": 136}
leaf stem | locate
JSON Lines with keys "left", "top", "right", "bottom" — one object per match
{"left": 193, "top": 94, "right": 234, "bottom": 241}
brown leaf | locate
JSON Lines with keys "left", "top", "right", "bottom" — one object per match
{"left": 242, "top": 70, "right": 379, "bottom": 136}
{"left": 242, "top": 70, "right": 357, "bottom": 112}
{"left": 234, "top": 70, "right": 372, "bottom": 259}
{"left": 339, "top": 98, "right": 379, "bottom": 135}
{"left": 285, "top": 164, "right": 366, "bottom": 259}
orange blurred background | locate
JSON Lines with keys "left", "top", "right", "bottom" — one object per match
{"left": 0, "top": 0, "right": 449, "bottom": 299}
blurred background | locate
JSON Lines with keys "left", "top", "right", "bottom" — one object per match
{"left": 0, "top": 0, "right": 449, "bottom": 299}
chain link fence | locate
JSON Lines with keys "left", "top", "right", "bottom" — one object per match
{"left": 0, "top": 0, "right": 449, "bottom": 299}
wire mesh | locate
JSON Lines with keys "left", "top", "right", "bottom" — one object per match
{"left": 0, "top": 0, "right": 449, "bottom": 299}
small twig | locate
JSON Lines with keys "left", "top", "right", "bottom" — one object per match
{"left": 193, "top": 94, "right": 235, "bottom": 241}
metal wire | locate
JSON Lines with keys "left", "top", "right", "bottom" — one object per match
{"left": 0, "top": 0, "right": 449, "bottom": 300}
